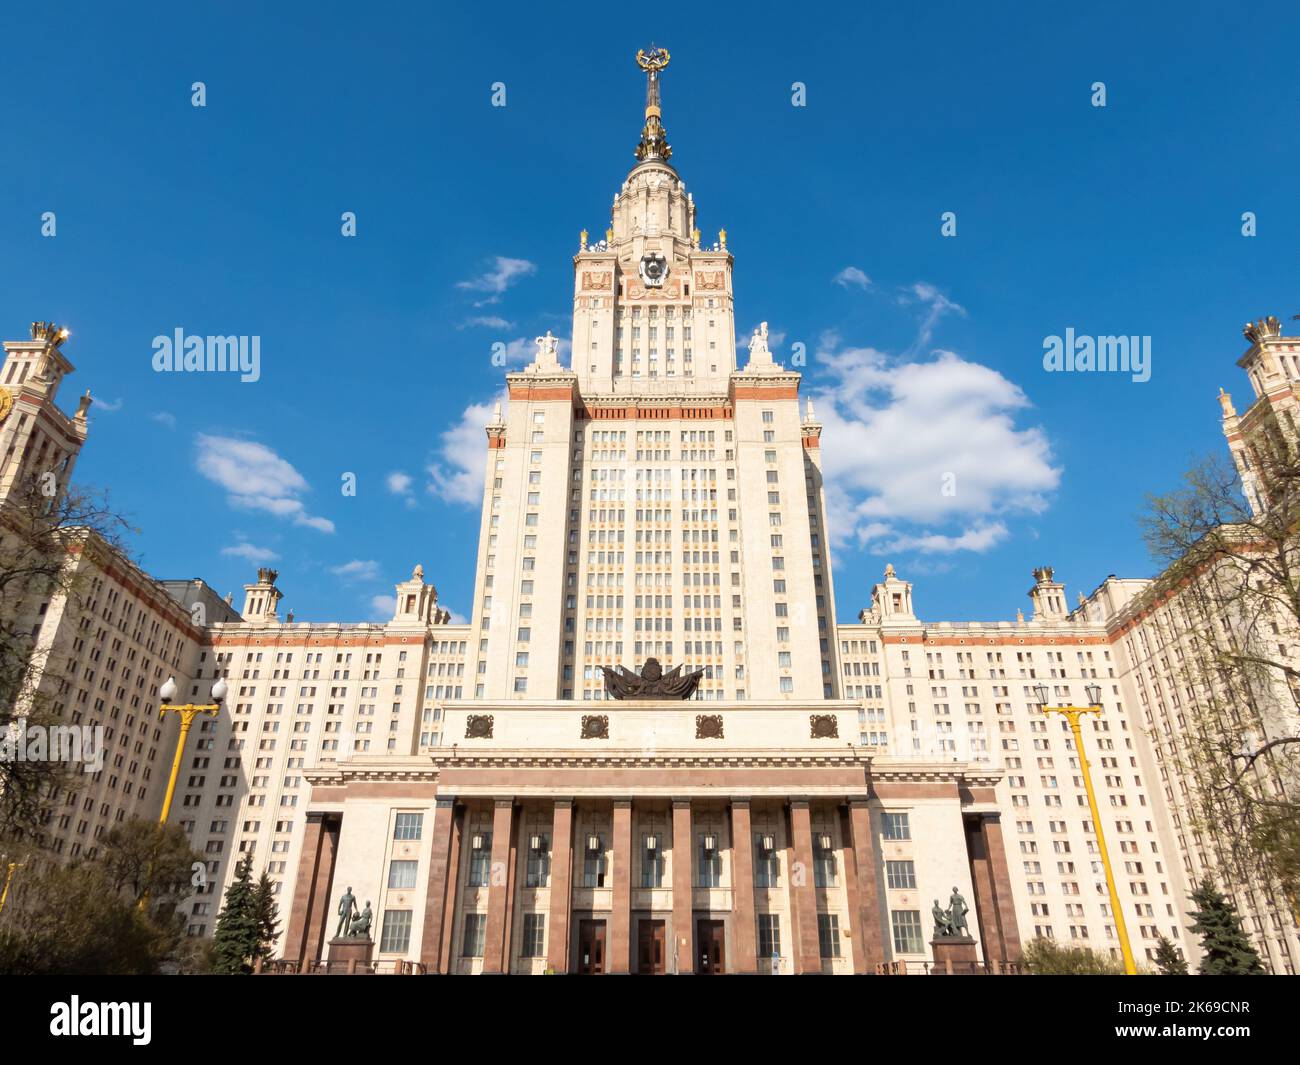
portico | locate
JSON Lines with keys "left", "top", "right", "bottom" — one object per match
{"left": 281, "top": 700, "right": 1020, "bottom": 975}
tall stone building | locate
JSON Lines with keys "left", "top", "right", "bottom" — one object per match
{"left": 5, "top": 52, "right": 1296, "bottom": 974}
{"left": 257, "top": 53, "right": 1293, "bottom": 975}
{"left": 0, "top": 323, "right": 238, "bottom": 858}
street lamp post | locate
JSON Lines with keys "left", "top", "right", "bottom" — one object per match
{"left": 1034, "top": 680, "right": 1138, "bottom": 975}
{"left": 137, "top": 676, "right": 226, "bottom": 913}
{"left": 157, "top": 675, "right": 227, "bottom": 825}
{"left": 0, "top": 860, "right": 24, "bottom": 918}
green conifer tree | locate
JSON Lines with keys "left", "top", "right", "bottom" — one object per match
{"left": 1152, "top": 934, "right": 1188, "bottom": 975}
{"left": 210, "top": 856, "right": 259, "bottom": 975}
{"left": 252, "top": 870, "right": 281, "bottom": 964}
{"left": 1188, "top": 880, "right": 1266, "bottom": 975}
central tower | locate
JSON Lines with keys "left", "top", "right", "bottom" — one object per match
{"left": 467, "top": 48, "right": 838, "bottom": 705}
{"left": 572, "top": 47, "right": 737, "bottom": 396}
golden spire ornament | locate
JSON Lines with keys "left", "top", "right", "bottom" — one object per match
{"left": 634, "top": 46, "right": 672, "bottom": 163}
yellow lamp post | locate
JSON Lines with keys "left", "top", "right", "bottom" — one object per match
{"left": 1034, "top": 681, "right": 1138, "bottom": 975}
{"left": 157, "top": 675, "right": 226, "bottom": 825}
{"left": 137, "top": 676, "right": 225, "bottom": 912}
{"left": 0, "top": 859, "right": 24, "bottom": 918}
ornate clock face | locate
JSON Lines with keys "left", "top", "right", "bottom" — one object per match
{"left": 638, "top": 252, "right": 668, "bottom": 287}
{"left": 0, "top": 388, "right": 12, "bottom": 425}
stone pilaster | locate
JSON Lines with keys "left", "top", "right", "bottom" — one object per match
{"left": 847, "top": 799, "right": 884, "bottom": 972}
{"left": 282, "top": 811, "right": 332, "bottom": 968}
{"left": 610, "top": 800, "right": 633, "bottom": 973}
{"left": 671, "top": 798, "right": 693, "bottom": 974}
{"left": 788, "top": 799, "right": 822, "bottom": 974}
{"left": 729, "top": 799, "right": 758, "bottom": 974}
{"left": 482, "top": 798, "right": 516, "bottom": 973}
{"left": 418, "top": 798, "right": 459, "bottom": 972}
{"left": 546, "top": 799, "right": 575, "bottom": 973}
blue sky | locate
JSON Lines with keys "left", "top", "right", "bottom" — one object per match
{"left": 2, "top": 1, "right": 1298, "bottom": 625}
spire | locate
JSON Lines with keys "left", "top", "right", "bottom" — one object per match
{"left": 634, "top": 46, "right": 672, "bottom": 163}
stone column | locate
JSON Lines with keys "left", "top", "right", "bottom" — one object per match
{"left": 846, "top": 798, "right": 885, "bottom": 972}
{"left": 610, "top": 799, "right": 633, "bottom": 974}
{"left": 978, "top": 813, "right": 1022, "bottom": 965}
{"left": 788, "top": 798, "right": 822, "bottom": 974}
{"left": 418, "top": 798, "right": 459, "bottom": 972}
{"left": 546, "top": 799, "right": 575, "bottom": 973}
{"left": 965, "top": 816, "right": 1000, "bottom": 965}
{"left": 482, "top": 798, "right": 516, "bottom": 973}
{"left": 304, "top": 815, "right": 340, "bottom": 967}
{"left": 282, "top": 811, "right": 330, "bottom": 968}
{"left": 671, "top": 798, "right": 693, "bottom": 974}
{"left": 729, "top": 799, "right": 758, "bottom": 974}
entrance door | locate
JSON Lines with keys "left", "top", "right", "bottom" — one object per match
{"left": 696, "top": 919, "right": 726, "bottom": 974}
{"left": 577, "top": 919, "right": 606, "bottom": 974}
{"left": 637, "top": 919, "right": 666, "bottom": 974}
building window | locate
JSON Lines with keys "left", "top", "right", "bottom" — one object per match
{"left": 758, "top": 913, "right": 781, "bottom": 958}
{"left": 468, "top": 832, "right": 492, "bottom": 886}
{"left": 525, "top": 835, "right": 551, "bottom": 888}
{"left": 697, "top": 835, "right": 722, "bottom": 888}
{"left": 387, "top": 860, "right": 418, "bottom": 889}
{"left": 817, "top": 913, "right": 841, "bottom": 958}
{"left": 891, "top": 910, "right": 924, "bottom": 954}
{"left": 885, "top": 859, "right": 916, "bottom": 890}
{"left": 881, "top": 812, "right": 911, "bottom": 841}
{"left": 641, "top": 835, "right": 665, "bottom": 888}
{"left": 379, "top": 909, "right": 413, "bottom": 953}
{"left": 754, "top": 833, "right": 779, "bottom": 887}
{"left": 393, "top": 812, "right": 423, "bottom": 840}
{"left": 521, "top": 913, "right": 546, "bottom": 957}
{"left": 462, "top": 913, "right": 487, "bottom": 957}
{"left": 583, "top": 836, "right": 607, "bottom": 888}
{"left": 813, "top": 836, "right": 837, "bottom": 887}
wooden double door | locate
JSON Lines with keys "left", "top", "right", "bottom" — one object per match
{"left": 577, "top": 915, "right": 723, "bottom": 974}
{"left": 577, "top": 919, "right": 606, "bottom": 974}
{"left": 696, "top": 918, "right": 726, "bottom": 974}
{"left": 637, "top": 919, "right": 666, "bottom": 974}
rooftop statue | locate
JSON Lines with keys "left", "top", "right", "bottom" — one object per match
{"left": 600, "top": 657, "right": 705, "bottom": 700}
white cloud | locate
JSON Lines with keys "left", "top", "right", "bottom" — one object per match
{"left": 426, "top": 393, "right": 503, "bottom": 505}
{"left": 369, "top": 594, "right": 395, "bottom": 620}
{"left": 386, "top": 470, "right": 417, "bottom": 509}
{"left": 811, "top": 331, "right": 1059, "bottom": 556}
{"left": 457, "top": 315, "right": 514, "bottom": 330}
{"left": 898, "top": 281, "right": 966, "bottom": 353}
{"left": 221, "top": 541, "right": 279, "bottom": 564}
{"left": 151, "top": 412, "right": 177, "bottom": 429}
{"left": 94, "top": 397, "right": 124, "bottom": 412}
{"left": 456, "top": 256, "right": 537, "bottom": 306}
{"left": 194, "top": 434, "right": 335, "bottom": 533}
{"left": 331, "top": 559, "right": 381, "bottom": 581}
{"left": 861, "top": 522, "right": 1011, "bottom": 555}
{"left": 834, "top": 266, "right": 872, "bottom": 290}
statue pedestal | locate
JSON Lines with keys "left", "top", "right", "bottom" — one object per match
{"left": 930, "top": 936, "right": 979, "bottom": 974}
{"left": 328, "top": 936, "right": 375, "bottom": 973}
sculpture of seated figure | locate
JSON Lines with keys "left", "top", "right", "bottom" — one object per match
{"left": 348, "top": 901, "right": 373, "bottom": 938}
